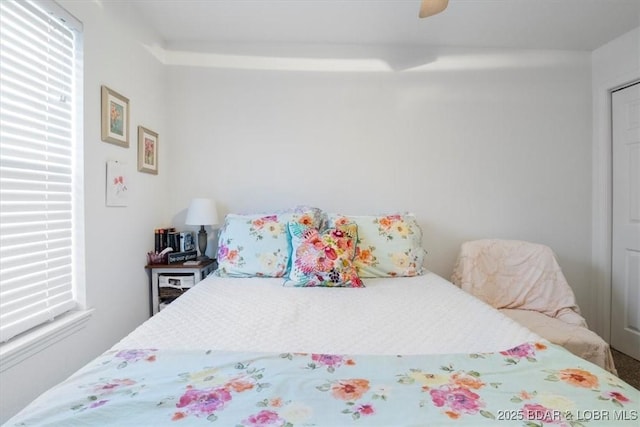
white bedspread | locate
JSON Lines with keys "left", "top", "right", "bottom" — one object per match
{"left": 116, "top": 272, "right": 540, "bottom": 354}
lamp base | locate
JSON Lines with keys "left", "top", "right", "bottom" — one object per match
{"left": 197, "top": 225, "right": 209, "bottom": 260}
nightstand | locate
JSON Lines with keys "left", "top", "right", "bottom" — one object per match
{"left": 145, "top": 259, "right": 217, "bottom": 315}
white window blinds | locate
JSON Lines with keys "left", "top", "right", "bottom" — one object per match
{"left": 0, "top": 0, "right": 83, "bottom": 343}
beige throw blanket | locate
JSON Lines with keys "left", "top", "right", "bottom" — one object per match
{"left": 451, "top": 239, "right": 587, "bottom": 326}
{"left": 451, "top": 239, "right": 617, "bottom": 374}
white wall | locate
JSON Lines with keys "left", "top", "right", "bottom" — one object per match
{"left": 165, "top": 45, "right": 593, "bottom": 318}
{"left": 0, "top": 1, "right": 168, "bottom": 422}
{"left": 591, "top": 27, "right": 640, "bottom": 340}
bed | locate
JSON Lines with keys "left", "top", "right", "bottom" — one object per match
{"left": 6, "top": 209, "right": 639, "bottom": 426}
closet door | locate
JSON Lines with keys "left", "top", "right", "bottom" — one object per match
{"left": 611, "top": 82, "right": 640, "bottom": 360}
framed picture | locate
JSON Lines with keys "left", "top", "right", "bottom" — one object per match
{"left": 138, "top": 126, "right": 158, "bottom": 174}
{"left": 105, "top": 160, "right": 128, "bottom": 207}
{"left": 101, "top": 85, "right": 129, "bottom": 147}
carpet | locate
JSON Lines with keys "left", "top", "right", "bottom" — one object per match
{"left": 612, "top": 348, "right": 640, "bottom": 391}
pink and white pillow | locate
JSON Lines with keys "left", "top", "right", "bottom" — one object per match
{"left": 284, "top": 221, "right": 363, "bottom": 288}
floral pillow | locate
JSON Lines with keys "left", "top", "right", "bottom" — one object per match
{"left": 216, "top": 207, "right": 324, "bottom": 278}
{"left": 327, "top": 213, "right": 426, "bottom": 278}
{"left": 285, "top": 222, "right": 364, "bottom": 288}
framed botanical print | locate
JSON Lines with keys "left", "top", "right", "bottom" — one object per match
{"left": 101, "top": 85, "right": 129, "bottom": 147}
{"left": 138, "top": 126, "right": 158, "bottom": 175}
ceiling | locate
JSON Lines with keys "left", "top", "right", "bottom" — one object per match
{"left": 130, "top": 0, "right": 640, "bottom": 52}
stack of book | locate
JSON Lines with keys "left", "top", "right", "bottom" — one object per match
{"left": 154, "top": 228, "right": 175, "bottom": 253}
{"left": 152, "top": 228, "right": 197, "bottom": 264}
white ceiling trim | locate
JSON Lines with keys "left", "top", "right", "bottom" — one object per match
{"left": 144, "top": 43, "right": 588, "bottom": 73}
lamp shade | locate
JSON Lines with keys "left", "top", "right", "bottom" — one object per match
{"left": 185, "top": 198, "right": 219, "bottom": 226}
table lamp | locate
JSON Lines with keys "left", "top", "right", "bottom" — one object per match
{"left": 185, "top": 198, "right": 219, "bottom": 260}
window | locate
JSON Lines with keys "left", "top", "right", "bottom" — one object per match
{"left": 0, "top": 0, "right": 84, "bottom": 344}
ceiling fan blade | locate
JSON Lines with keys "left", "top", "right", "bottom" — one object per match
{"left": 419, "top": 0, "right": 449, "bottom": 18}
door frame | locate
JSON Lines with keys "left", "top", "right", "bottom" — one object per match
{"left": 592, "top": 74, "right": 639, "bottom": 343}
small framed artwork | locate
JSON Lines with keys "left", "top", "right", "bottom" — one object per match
{"left": 101, "top": 85, "right": 129, "bottom": 147}
{"left": 138, "top": 126, "right": 158, "bottom": 175}
{"left": 106, "top": 160, "right": 128, "bottom": 207}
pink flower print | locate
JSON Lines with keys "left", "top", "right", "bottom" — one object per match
{"left": 218, "top": 244, "right": 229, "bottom": 260}
{"left": 304, "top": 230, "right": 323, "bottom": 248}
{"left": 176, "top": 386, "right": 232, "bottom": 417}
{"left": 89, "top": 400, "right": 108, "bottom": 409}
{"left": 331, "top": 228, "right": 344, "bottom": 238}
{"left": 500, "top": 343, "right": 535, "bottom": 359}
{"left": 95, "top": 378, "right": 136, "bottom": 393}
{"left": 115, "top": 349, "right": 156, "bottom": 363}
{"left": 312, "top": 354, "right": 344, "bottom": 368}
{"left": 242, "top": 409, "right": 285, "bottom": 427}
{"left": 112, "top": 175, "right": 127, "bottom": 195}
{"left": 430, "top": 385, "right": 484, "bottom": 415}
{"left": 356, "top": 404, "right": 375, "bottom": 416}
{"left": 603, "top": 390, "right": 630, "bottom": 404}
{"left": 522, "top": 403, "right": 559, "bottom": 423}
{"left": 100, "top": 379, "right": 136, "bottom": 390}
{"left": 315, "top": 253, "right": 333, "bottom": 272}
{"left": 324, "top": 246, "right": 337, "bottom": 260}
{"left": 336, "top": 235, "right": 354, "bottom": 252}
{"left": 295, "top": 245, "right": 322, "bottom": 274}
{"left": 144, "top": 138, "right": 155, "bottom": 165}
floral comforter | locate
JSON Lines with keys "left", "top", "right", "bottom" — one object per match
{"left": 8, "top": 341, "right": 639, "bottom": 426}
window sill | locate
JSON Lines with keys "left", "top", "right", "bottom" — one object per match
{"left": 0, "top": 309, "right": 94, "bottom": 373}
